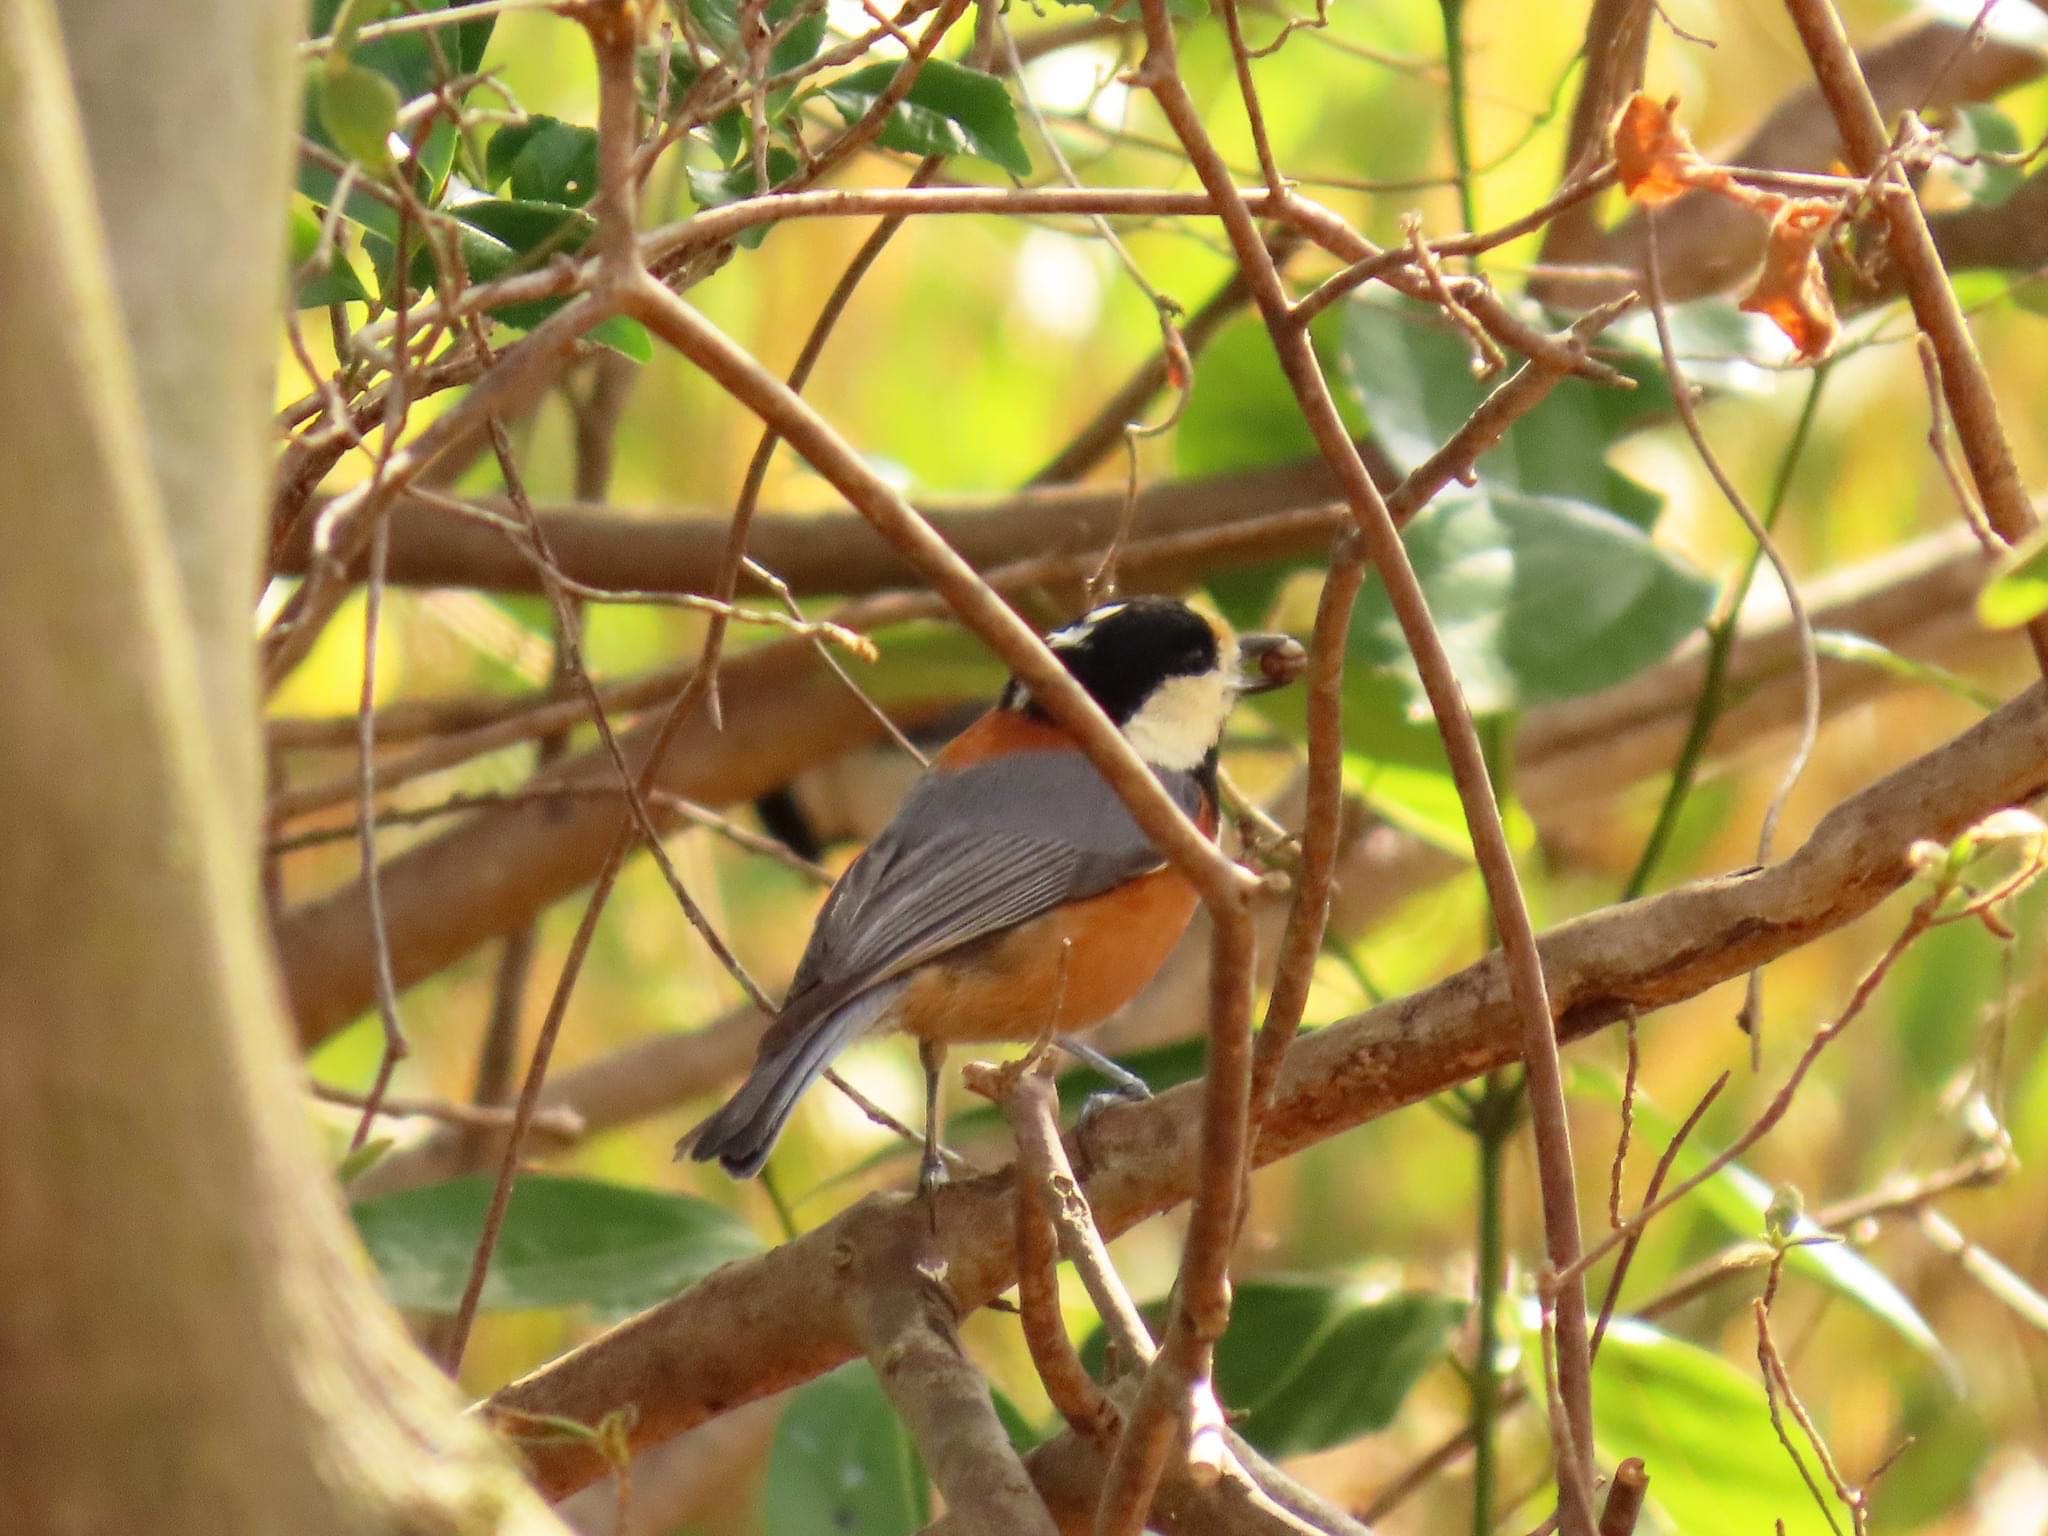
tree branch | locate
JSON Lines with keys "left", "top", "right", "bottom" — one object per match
{"left": 480, "top": 676, "right": 2048, "bottom": 1502}
{"left": 847, "top": 1217, "right": 1058, "bottom": 1536}
{"left": 270, "top": 453, "right": 1383, "bottom": 601}
{"left": 282, "top": 524, "right": 2004, "bottom": 1056}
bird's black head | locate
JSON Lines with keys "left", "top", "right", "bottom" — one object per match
{"left": 1000, "top": 597, "right": 1305, "bottom": 771}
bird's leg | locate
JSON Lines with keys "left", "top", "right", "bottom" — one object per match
{"left": 916, "top": 1037, "right": 948, "bottom": 1198}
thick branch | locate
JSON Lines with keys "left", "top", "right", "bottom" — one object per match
{"left": 281, "top": 526, "right": 2001, "bottom": 1054}
{"left": 482, "top": 681, "right": 2048, "bottom": 1501}
{"left": 271, "top": 453, "right": 1383, "bottom": 600}
{"left": 847, "top": 1220, "right": 1058, "bottom": 1536}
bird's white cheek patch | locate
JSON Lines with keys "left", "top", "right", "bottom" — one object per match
{"left": 1121, "top": 664, "right": 1236, "bottom": 771}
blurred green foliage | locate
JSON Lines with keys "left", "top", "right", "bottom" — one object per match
{"left": 283, "top": 0, "right": 2048, "bottom": 1530}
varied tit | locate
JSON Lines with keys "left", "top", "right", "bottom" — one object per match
{"left": 679, "top": 597, "right": 1307, "bottom": 1182}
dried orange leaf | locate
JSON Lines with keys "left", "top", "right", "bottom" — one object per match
{"left": 1739, "top": 198, "right": 1841, "bottom": 361}
{"left": 1613, "top": 92, "right": 1706, "bottom": 206}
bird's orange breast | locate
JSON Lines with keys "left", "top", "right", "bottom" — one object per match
{"left": 893, "top": 711, "right": 1215, "bottom": 1045}
{"left": 893, "top": 863, "right": 1201, "bottom": 1045}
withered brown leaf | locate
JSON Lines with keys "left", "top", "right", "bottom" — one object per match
{"left": 1739, "top": 198, "right": 1841, "bottom": 362}
{"left": 1613, "top": 92, "right": 1711, "bottom": 206}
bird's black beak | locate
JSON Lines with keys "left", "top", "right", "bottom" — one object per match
{"left": 1234, "top": 632, "right": 1308, "bottom": 694}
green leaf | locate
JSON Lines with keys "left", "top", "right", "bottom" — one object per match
{"left": 821, "top": 60, "right": 1031, "bottom": 177}
{"left": 335, "top": 1135, "right": 395, "bottom": 1185}
{"left": 363, "top": 197, "right": 595, "bottom": 324}
{"left": 688, "top": 147, "right": 799, "bottom": 247}
{"left": 1181, "top": 316, "right": 1367, "bottom": 623}
{"left": 1978, "top": 521, "right": 2048, "bottom": 629}
{"left": 1572, "top": 1064, "right": 1949, "bottom": 1370}
{"left": 316, "top": 61, "right": 401, "bottom": 171}
{"left": 1346, "top": 489, "right": 1714, "bottom": 716}
{"left": 302, "top": 0, "right": 497, "bottom": 211}
{"left": 1246, "top": 667, "right": 1533, "bottom": 859}
{"left": 309, "top": 0, "right": 497, "bottom": 95}
{"left": 1588, "top": 1318, "right": 1838, "bottom": 1536}
{"left": 765, "top": 0, "right": 829, "bottom": 75}
{"left": 1180, "top": 316, "right": 1363, "bottom": 479}
{"left": 287, "top": 203, "right": 371, "bottom": 307}
{"left": 1080, "top": 1280, "right": 1465, "bottom": 1459}
{"left": 759, "top": 1363, "right": 930, "bottom": 1535}
{"left": 1811, "top": 629, "right": 2000, "bottom": 710}
{"left": 486, "top": 115, "right": 600, "bottom": 206}
{"left": 1944, "top": 104, "right": 2025, "bottom": 210}
{"left": 1329, "top": 297, "right": 1665, "bottom": 529}
{"left": 350, "top": 1173, "right": 761, "bottom": 1313}
{"left": 588, "top": 315, "right": 654, "bottom": 363}
{"left": 689, "top": 0, "right": 829, "bottom": 73}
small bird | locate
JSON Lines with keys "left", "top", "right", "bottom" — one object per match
{"left": 679, "top": 597, "right": 1306, "bottom": 1182}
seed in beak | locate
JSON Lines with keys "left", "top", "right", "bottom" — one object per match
{"left": 1237, "top": 633, "right": 1307, "bottom": 693}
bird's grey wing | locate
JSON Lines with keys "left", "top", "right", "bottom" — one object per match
{"left": 694, "top": 754, "right": 1204, "bottom": 1175}
{"left": 786, "top": 751, "right": 1206, "bottom": 1002}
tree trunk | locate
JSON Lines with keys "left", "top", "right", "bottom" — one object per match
{"left": 0, "top": 5, "right": 567, "bottom": 1532}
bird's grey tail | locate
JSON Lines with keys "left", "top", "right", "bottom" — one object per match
{"left": 677, "top": 981, "right": 905, "bottom": 1178}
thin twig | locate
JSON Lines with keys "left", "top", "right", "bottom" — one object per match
{"left": 1559, "top": 887, "right": 1951, "bottom": 1293}
{"left": 982, "top": 1063, "right": 1122, "bottom": 1446}
{"left": 1644, "top": 210, "right": 1820, "bottom": 1056}
{"left": 1622, "top": 367, "right": 1829, "bottom": 899}
{"left": 349, "top": 177, "right": 422, "bottom": 1152}
{"left": 1913, "top": 335, "right": 2001, "bottom": 557}
{"left": 1589, "top": 1071, "right": 1729, "bottom": 1359}
{"left": 312, "top": 1080, "right": 586, "bottom": 1139}
{"left": 1609, "top": 1012, "right": 1639, "bottom": 1229}
{"left": 1755, "top": 1255, "right": 1851, "bottom": 1535}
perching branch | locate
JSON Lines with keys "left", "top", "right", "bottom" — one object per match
{"left": 480, "top": 676, "right": 2048, "bottom": 1504}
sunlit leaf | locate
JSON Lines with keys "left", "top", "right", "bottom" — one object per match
{"left": 1978, "top": 522, "right": 2048, "bottom": 629}
{"left": 1588, "top": 1318, "right": 1836, "bottom": 1536}
{"left": 821, "top": 60, "right": 1031, "bottom": 178}
{"left": 1346, "top": 489, "right": 1714, "bottom": 716}
{"left": 350, "top": 1174, "right": 761, "bottom": 1313}
{"left": 759, "top": 1363, "right": 929, "bottom": 1535}
{"left": 1080, "top": 1279, "right": 1465, "bottom": 1458}
{"left": 1811, "top": 629, "right": 1999, "bottom": 710}
{"left": 335, "top": 1134, "right": 395, "bottom": 1185}
{"left": 587, "top": 315, "right": 654, "bottom": 363}
{"left": 316, "top": 61, "right": 401, "bottom": 171}
{"left": 300, "top": 0, "right": 499, "bottom": 222}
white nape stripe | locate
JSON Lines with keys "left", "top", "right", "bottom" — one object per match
{"left": 1047, "top": 603, "right": 1127, "bottom": 650}
{"left": 1120, "top": 634, "right": 1240, "bottom": 771}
